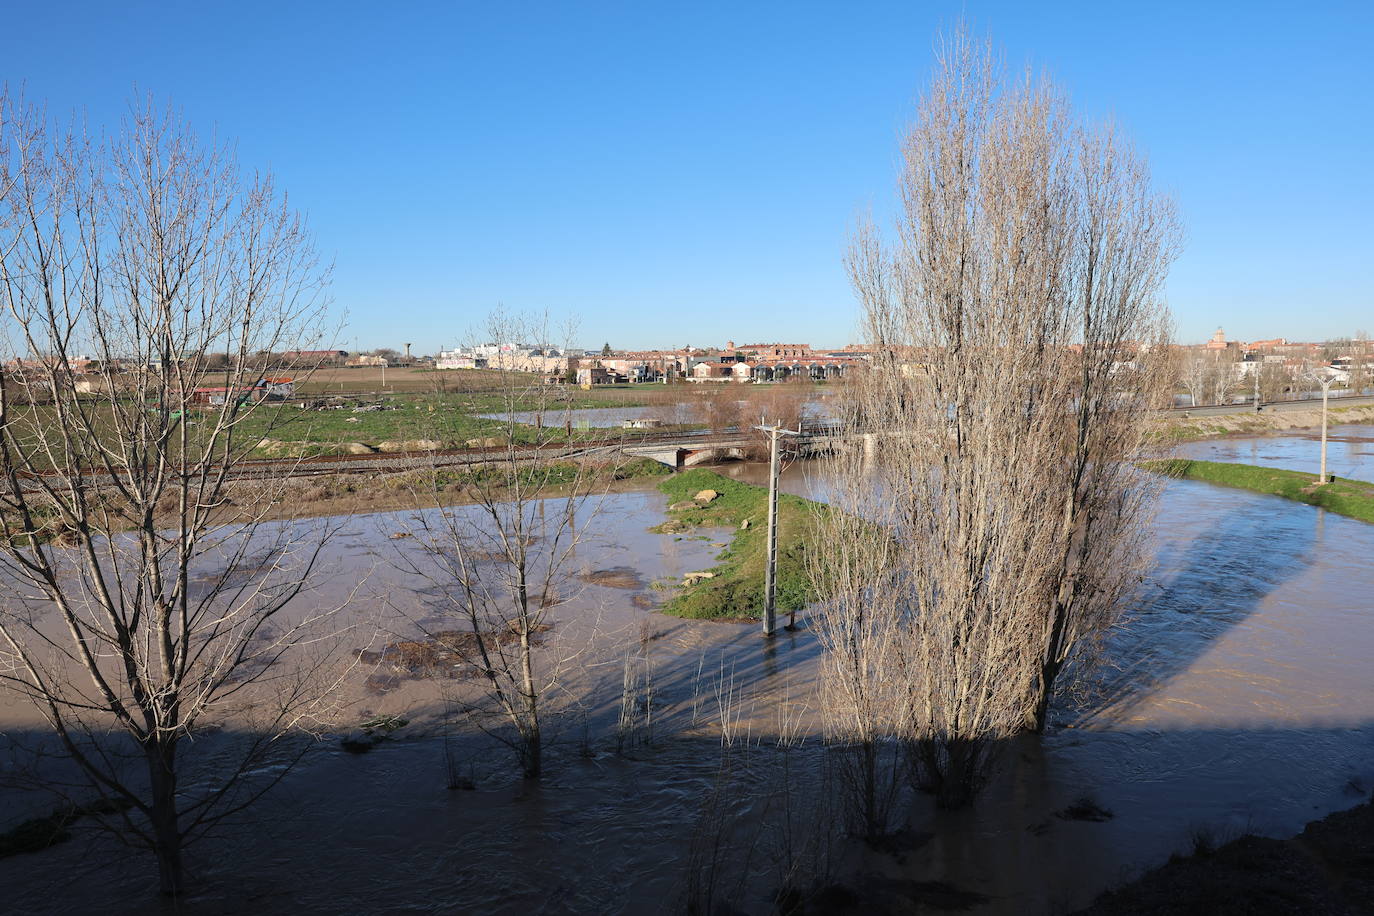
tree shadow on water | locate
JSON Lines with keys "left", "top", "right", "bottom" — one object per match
{"left": 1061, "top": 485, "right": 1325, "bottom": 727}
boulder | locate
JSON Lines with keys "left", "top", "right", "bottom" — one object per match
{"left": 740, "top": 518, "right": 751, "bottom": 530}
{"left": 465, "top": 437, "right": 504, "bottom": 449}
{"left": 377, "top": 439, "right": 439, "bottom": 452}
{"left": 669, "top": 500, "right": 698, "bottom": 511}
{"left": 345, "top": 442, "right": 378, "bottom": 455}
{"left": 683, "top": 571, "right": 715, "bottom": 584}
{"left": 693, "top": 489, "right": 719, "bottom": 503}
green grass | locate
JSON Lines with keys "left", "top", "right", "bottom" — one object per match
{"left": 10, "top": 378, "right": 832, "bottom": 468}
{"left": 400, "top": 456, "right": 674, "bottom": 496}
{"left": 652, "top": 469, "right": 823, "bottom": 620}
{"left": 1141, "top": 458, "right": 1374, "bottom": 524}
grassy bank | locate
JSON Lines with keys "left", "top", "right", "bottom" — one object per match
{"left": 1080, "top": 793, "right": 1374, "bottom": 914}
{"left": 1142, "top": 458, "right": 1374, "bottom": 524}
{"left": 652, "top": 469, "right": 822, "bottom": 620}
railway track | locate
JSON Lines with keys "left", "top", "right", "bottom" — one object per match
{"left": 14, "top": 394, "right": 1371, "bottom": 490}
{"left": 9, "top": 428, "right": 752, "bottom": 491}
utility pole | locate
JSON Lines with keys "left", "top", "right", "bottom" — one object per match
{"left": 1317, "top": 373, "right": 1332, "bottom": 484}
{"left": 754, "top": 422, "right": 798, "bottom": 637}
{"left": 1305, "top": 367, "right": 1336, "bottom": 484}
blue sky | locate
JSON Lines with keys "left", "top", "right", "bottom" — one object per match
{"left": 5, "top": 1, "right": 1371, "bottom": 351}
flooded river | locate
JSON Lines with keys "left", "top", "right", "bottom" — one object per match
{"left": 1173, "top": 422, "right": 1374, "bottom": 480}
{"left": 2, "top": 429, "right": 1373, "bottom": 913}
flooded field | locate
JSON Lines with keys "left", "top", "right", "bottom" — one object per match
{"left": 2, "top": 431, "right": 1372, "bottom": 914}
{"left": 478, "top": 395, "right": 838, "bottom": 428}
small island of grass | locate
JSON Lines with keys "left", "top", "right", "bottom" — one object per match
{"left": 652, "top": 468, "right": 823, "bottom": 620}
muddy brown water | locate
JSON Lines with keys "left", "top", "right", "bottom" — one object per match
{"left": 3, "top": 433, "right": 1374, "bottom": 913}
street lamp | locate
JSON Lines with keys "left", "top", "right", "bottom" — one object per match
{"left": 1305, "top": 367, "right": 1339, "bottom": 485}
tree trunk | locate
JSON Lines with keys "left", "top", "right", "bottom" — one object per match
{"left": 522, "top": 725, "right": 542, "bottom": 780}
{"left": 519, "top": 618, "right": 541, "bottom": 779}
{"left": 146, "top": 738, "right": 183, "bottom": 897}
{"left": 1030, "top": 661, "right": 1058, "bottom": 733}
{"left": 935, "top": 739, "right": 978, "bottom": 810}
{"left": 860, "top": 740, "right": 884, "bottom": 840}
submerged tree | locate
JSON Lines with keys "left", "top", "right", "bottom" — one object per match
{"left": 0, "top": 95, "right": 344, "bottom": 894}
{"left": 820, "top": 29, "right": 1179, "bottom": 806}
{"left": 387, "top": 310, "right": 609, "bottom": 779}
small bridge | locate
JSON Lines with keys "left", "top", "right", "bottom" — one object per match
{"left": 622, "top": 420, "right": 852, "bottom": 469}
{"left": 623, "top": 440, "right": 752, "bottom": 468}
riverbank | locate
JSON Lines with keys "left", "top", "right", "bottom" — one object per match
{"left": 1141, "top": 458, "right": 1374, "bottom": 524}
{"left": 8, "top": 457, "right": 678, "bottom": 546}
{"left": 241, "top": 456, "right": 676, "bottom": 525}
{"left": 652, "top": 468, "right": 821, "bottom": 619}
{"left": 1158, "top": 403, "right": 1374, "bottom": 442}
{"left": 1080, "top": 792, "right": 1374, "bottom": 914}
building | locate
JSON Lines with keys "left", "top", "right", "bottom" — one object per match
{"left": 281, "top": 349, "right": 349, "bottom": 366}
{"left": 1204, "top": 328, "right": 1239, "bottom": 351}
{"left": 591, "top": 350, "right": 688, "bottom": 382}
{"left": 190, "top": 376, "right": 296, "bottom": 406}
{"left": 733, "top": 342, "right": 814, "bottom": 359}
{"left": 261, "top": 377, "right": 297, "bottom": 399}
{"left": 575, "top": 366, "right": 613, "bottom": 387}
{"left": 689, "top": 362, "right": 738, "bottom": 382}
{"left": 437, "top": 343, "right": 567, "bottom": 374}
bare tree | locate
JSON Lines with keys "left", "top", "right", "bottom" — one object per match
{"left": 807, "top": 433, "right": 905, "bottom": 835}
{"left": 825, "top": 29, "right": 1178, "bottom": 805}
{"left": 1180, "top": 348, "right": 1212, "bottom": 407}
{"left": 385, "top": 310, "right": 610, "bottom": 779}
{"left": 1258, "top": 358, "right": 1293, "bottom": 403}
{"left": 1180, "top": 348, "right": 1243, "bottom": 408}
{"left": 1208, "top": 349, "right": 1242, "bottom": 407}
{"left": 0, "top": 96, "right": 344, "bottom": 895}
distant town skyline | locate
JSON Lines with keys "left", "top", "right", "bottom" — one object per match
{"left": 5, "top": 1, "right": 1370, "bottom": 352}
{"left": 362, "top": 326, "right": 1370, "bottom": 356}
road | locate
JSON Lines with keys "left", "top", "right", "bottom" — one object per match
{"left": 1162, "top": 394, "right": 1374, "bottom": 418}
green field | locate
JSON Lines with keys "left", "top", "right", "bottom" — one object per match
{"left": 1141, "top": 458, "right": 1374, "bottom": 524}
{"left": 239, "top": 393, "right": 633, "bottom": 456}
{"left": 12, "top": 374, "right": 830, "bottom": 466}
{"left": 651, "top": 468, "right": 822, "bottom": 620}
